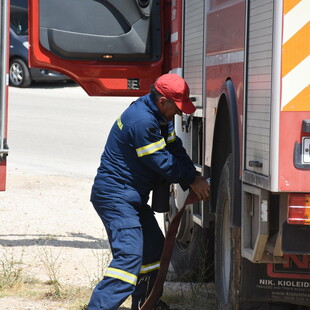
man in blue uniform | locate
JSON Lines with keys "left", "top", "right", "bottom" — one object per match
{"left": 88, "top": 74, "right": 210, "bottom": 310}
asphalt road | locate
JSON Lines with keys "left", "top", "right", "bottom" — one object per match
{"left": 7, "top": 82, "right": 168, "bottom": 232}
{"left": 8, "top": 83, "right": 136, "bottom": 178}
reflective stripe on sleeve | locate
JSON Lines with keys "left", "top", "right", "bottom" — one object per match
{"left": 136, "top": 138, "right": 166, "bottom": 157}
{"left": 117, "top": 116, "right": 123, "bottom": 130}
{"left": 139, "top": 261, "right": 160, "bottom": 274}
{"left": 105, "top": 267, "right": 137, "bottom": 285}
{"left": 167, "top": 130, "right": 176, "bottom": 144}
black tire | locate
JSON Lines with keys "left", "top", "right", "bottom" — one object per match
{"left": 215, "top": 154, "right": 241, "bottom": 309}
{"left": 215, "top": 156, "right": 305, "bottom": 310}
{"left": 9, "top": 58, "right": 32, "bottom": 87}
{"left": 164, "top": 193, "right": 214, "bottom": 282}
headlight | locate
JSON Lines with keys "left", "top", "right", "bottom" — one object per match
{"left": 23, "top": 41, "right": 29, "bottom": 49}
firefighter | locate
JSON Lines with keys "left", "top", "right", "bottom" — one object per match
{"left": 88, "top": 74, "right": 210, "bottom": 310}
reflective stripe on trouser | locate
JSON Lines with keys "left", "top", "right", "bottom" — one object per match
{"left": 88, "top": 203, "right": 164, "bottom": 310}
{"left": 105, "top": 267, "right": 138, "bottom": 285}
{"left": 131, "top": 207, "right": 164, "bottom": 310}
{"left": 131, "top": 263, "right": 161, "bottom": 310}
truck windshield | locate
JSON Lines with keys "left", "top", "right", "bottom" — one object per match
{"left": 10, "top": 7, "right": 28, "bottom": 36}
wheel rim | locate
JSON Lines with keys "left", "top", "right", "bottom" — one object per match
{"left": 222, "top": 197, "right": 231, "bottom": 302}
{"left": 175, "top": 209, "right": 194, "bottom": 250}
{"left": 10, "top": 62, "right": 24, "bottom": 86}
{"left": 164, "top": 200, "right": 194, "bottom": 251}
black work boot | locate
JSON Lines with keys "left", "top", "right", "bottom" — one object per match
{"left": 154, "top": 300, "right": 178, "bottom": 310}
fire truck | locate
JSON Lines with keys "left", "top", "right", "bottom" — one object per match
{"left": 11, "top": 0, "right": 310, "bottom": 308}
{"left": 0, "top": 0, "right": 9, "bottom": 191}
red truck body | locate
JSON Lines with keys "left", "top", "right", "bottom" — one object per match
{"left": 20, "top": 0, "right": 310, "bottom": 307}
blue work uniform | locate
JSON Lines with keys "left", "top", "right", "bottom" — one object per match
{"left": 88, "top": 93, "right": 196, "bottom": 310}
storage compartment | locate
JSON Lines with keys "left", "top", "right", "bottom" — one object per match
{"left": 245, "top": 0, "right": 274, "bottom": 177}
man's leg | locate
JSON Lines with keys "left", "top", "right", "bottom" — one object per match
{"left": 131, "top": 205, "right": 165, "bottom": 310}
{"left": 89, "top": 205, "right": 143, "bottom": 310}
{"left": 88, "top": 253, "right": 142, "bottom": 310}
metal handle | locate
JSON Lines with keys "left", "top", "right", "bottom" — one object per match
{"left": 249, "top": 160, "right": 263, "bottom": 168}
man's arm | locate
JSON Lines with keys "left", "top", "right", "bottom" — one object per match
{"left": 131, "top": 119, "right": 197, "bottom": 187}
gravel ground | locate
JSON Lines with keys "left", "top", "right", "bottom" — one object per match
{"left": 0, "top": 168, "right": 216, "bottom": 309}
{"left": 0, "top": 168, "right": 105, "bottom": 287}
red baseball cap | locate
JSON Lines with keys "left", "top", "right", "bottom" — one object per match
{"left": 154, "top": 74, "right": 196, "bottom": 114}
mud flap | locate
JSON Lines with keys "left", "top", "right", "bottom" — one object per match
{"left": 240, "top": 256, "right": 310, "bottom": 306}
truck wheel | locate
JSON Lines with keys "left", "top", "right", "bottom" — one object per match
{"left": 164, "top": 194, "right": 214, "bottom": 282}
{"left": 215, "top": 154, "right": 241, "bottom": 309}
{"left": 9, "top": 58, "right": 32, "bottom": 87}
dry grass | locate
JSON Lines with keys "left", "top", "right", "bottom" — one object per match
{"left": 0, "top": 244, "right": 215, "bottom": 310}
{"left": 0, "top": 245, "right": 129, "bottom": 309}
{"left": 0, "top": 248, "right": 24, "bottom": 293}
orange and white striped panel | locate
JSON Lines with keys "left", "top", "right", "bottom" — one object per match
{"left": 281, "top": 0, "right": 310, "bottom": 111}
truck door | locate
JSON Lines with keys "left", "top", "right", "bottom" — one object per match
{"left": 29, "top": 0, "right": 166, "bottom": 96}
{"left": 0, "top": 0, "right": 9, "bottom": 190}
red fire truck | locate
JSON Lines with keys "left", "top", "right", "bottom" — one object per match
{"left": 27, "top": 0, "right": 310, "bottom": 308}
{"left": 0, "top": 0, "right": 9, "bottom": 191}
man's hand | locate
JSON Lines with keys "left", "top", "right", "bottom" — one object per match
{"left": 189, "top": 176, "right": 210, "bottom": 201}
